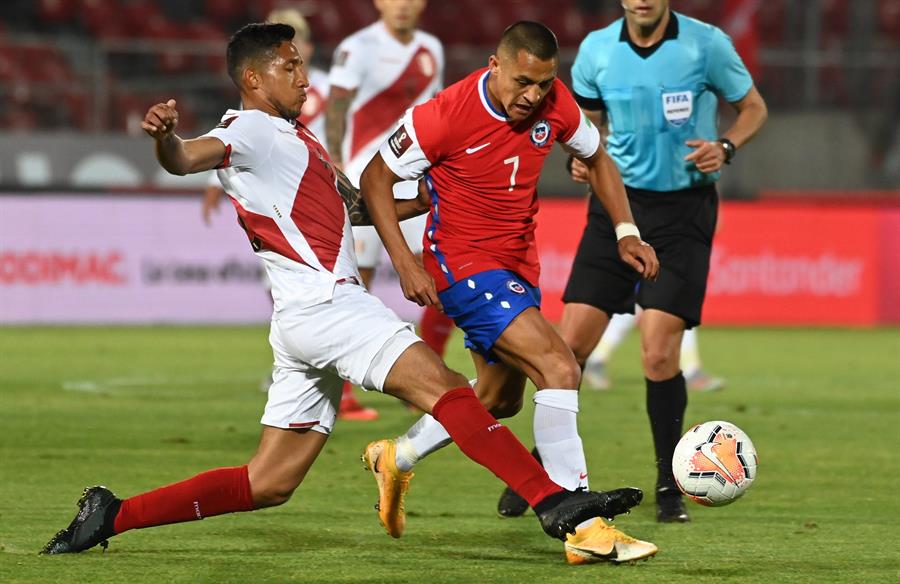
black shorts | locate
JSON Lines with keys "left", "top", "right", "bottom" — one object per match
{"left": 562, "top": 184, "right": 718, "bottom": 328}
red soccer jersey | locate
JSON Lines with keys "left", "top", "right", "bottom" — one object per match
{"left": 379, "top": 68, "right": 600, "bottom": 290}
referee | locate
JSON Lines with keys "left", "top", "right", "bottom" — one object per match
{"left": 558, "top": 0, "right": 768, "bottom": 522}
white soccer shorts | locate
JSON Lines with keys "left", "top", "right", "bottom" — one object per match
{"left": 261, "top": 282, "right": 420, "bottom": 434}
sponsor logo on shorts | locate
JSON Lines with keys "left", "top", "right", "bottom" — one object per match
{"left": 507, "top": 280, "right": 526, "bottom": 294}
{"left": 530, "top": 119, "right": 551, "bottom": 147}
{"left": 388, "top": 125, "right": 413, "bottom": 157}
{"left": 487, "top": 423, "right": 503, "bottom": 432}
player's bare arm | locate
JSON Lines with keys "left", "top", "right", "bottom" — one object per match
{"left": 142, "top": 99, "right": 227, "bottom": 175}
{"left": 570, "top": 142, "right": 659, "bottom": 280}
{"left": 335, "top": 165, "right": 428, "bottom": 226}
{"left": 360, "top": 153, "right": 442, "bottom": 309}
{"left": 685, "top": 85, "right": 768, "bottom": 174}
{"left": 325, "top": 86, "right": 355, "bottom": 165}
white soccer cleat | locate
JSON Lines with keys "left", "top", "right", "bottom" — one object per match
{"left": 582, "top": 361, "right": 612, "bottom": 391}
{"left": 685, "top": 369, "right": 726, "bottom": 392}
{"left": 564, "top": 519, "right": 658, "bottom": 564}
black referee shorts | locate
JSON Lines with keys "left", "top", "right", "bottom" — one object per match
{"left": 562, "top": 184, "right": 718, "bottom": 328}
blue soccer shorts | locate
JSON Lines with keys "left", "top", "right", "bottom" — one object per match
{"left": 437, "top": 269, "right": 541, "bottom": 363}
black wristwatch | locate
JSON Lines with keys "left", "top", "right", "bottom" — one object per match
{"left": 718, "top": 138, "right": 736, "bottom": 164}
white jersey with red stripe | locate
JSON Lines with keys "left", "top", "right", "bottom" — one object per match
{"left": 206, "top": 68, "right": 329, "bottom": 191}
{"left": 299, "top": 66, "right": 329, "bottom": 141}
{"left": 328, "top": 21, "right": 444, "bottom": 184}
{"left": 203, "top": 109, "right": 360, "bottom": 310}
{"left": 378, "top": 68, "right": 601, "bottom": 290}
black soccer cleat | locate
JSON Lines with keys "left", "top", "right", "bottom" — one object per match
{"left": 536, "top": 487, "right": 643, "bottom": 541}
{"left": 656, "top": 486, "right": 690, "bottom": 523}
{"left": 41, "top": 486, "right": 121, "bottom": 554}
{"left": 497, "top": 486, "right": 530, "bottom": 518}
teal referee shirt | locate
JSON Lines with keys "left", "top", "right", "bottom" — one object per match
{"left": 572, "top": 12, "right": 753, "bottom": 192}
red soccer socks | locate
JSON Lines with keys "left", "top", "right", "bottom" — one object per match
{"left": 113, "top": 465, "right": 255, "bottom": 534}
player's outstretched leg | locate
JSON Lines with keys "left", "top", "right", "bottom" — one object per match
{"left": 42, "top": 427, "right": 327, "bottom": 553}
{"left": 377, "top": 341, "right": 644, "bottom": 540}
{"left": 41, "top": 465, "right": 256, "bottom": 555}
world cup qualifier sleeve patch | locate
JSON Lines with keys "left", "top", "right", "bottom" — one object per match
{"left": 388, "top": 125, "right": 413, "bottom": 158}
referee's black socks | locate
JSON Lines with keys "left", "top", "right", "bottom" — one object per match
{"left": 646, "top": 372, "right": 687, "bottom": 490}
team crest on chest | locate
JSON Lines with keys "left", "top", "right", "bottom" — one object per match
{"left": 530, "top": 119, "right": 551, "bottom": 147}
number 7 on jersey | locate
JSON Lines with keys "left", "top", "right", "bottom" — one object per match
{"left": 504, "top": 156, "right": 519, "bottom": 192}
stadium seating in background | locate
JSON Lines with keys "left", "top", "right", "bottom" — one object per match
{"left": 756, "top": 0, "right": 786, "bottom": 46}
{"left": 881, "top": 0, "right": 900, "bottom": 42}
{"left": 3, "top": 0, "right": 897, "bottom": 133}
{"left": 37, "top": 0, "right": 79, "bottom": 25}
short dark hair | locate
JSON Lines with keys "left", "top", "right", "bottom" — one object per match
{"left": 226, "top": 22, "right": 295, "bottom": 85}
{"left": 498, "top": 21, "right": 558, "bottom": 61}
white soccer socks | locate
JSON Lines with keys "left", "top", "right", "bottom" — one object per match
{"left": 394, "top": 379, "right": 478, "bottom": 471}
{"left": 533, "top": 389, "right": 588, "bottom": 491}
{"left": 395, "top": 414, "right": 452, "bottom": 472}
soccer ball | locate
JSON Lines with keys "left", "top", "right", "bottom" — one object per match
{"left": 672, "top": 420, "right": 758, "bottom": 507}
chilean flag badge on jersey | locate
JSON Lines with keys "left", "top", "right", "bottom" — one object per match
{"left": 530, "top": 119, "right": 551, "bottom": 147}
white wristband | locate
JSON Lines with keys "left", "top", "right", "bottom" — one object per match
{"left": 614, "top": 222, "right": 641, "bottom": 242}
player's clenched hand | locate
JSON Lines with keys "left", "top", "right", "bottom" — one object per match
{"left": 684, "top": 139, "right": 726, "bottom": 174}
{"left": 141, "top": 99, "right": 179, "bottom": 139}
{"left": 569, "top": 157, "right": 590, "bottom": 184}
{"left": 397, "top": 261, "right": 443, "bottom": 311}
{"left": 618, "top": 236, "right": 659, "bottom": 280}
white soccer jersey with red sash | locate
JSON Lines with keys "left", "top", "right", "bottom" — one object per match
{"left": 329, "top": 21, "right": 443, "bottom": 183}
{"left": 299, "top": 66, "right": 329, "bottom": 141}
{"left": 379, "top": 68, "right": 601, "bottom": 291}
{"left": 204, "top": 109, "right": 359, "bottom": 310}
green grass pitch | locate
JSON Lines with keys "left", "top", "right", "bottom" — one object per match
{"left": 1, "top": 326, "right": 898, "bottom": 583}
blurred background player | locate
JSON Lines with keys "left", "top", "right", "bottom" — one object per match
{"left": 582, "top": 310, "right": 725, "bottom": 392}
{"left": 197, "top": 8, "right": 377, "bottom": 420}
{"left": 360, "top": 21, "right": 660, "bottom": 564}
{"left": 557, "top": 0, "right": 768, "bottom": 522}
{"left": 326, "top": 0, "right": 456, "bottom": 366}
